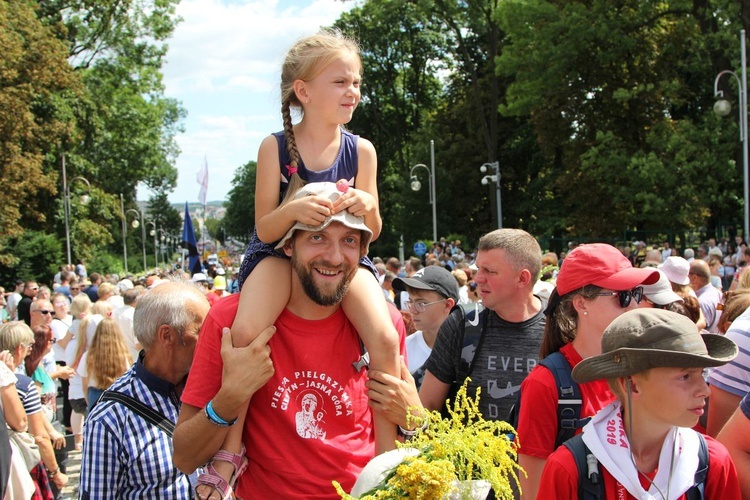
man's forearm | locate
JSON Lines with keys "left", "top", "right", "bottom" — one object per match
{"left": 173, "top": 388, "right": 244, "bottom": 473}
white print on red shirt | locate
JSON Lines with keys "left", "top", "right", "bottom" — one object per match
{"left": 270, "top": 371, "right": 355, "bottom": 440}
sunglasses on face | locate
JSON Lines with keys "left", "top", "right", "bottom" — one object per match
{"left": 34, "top": 310, "right": 54, "bottom": 316}
{"left": 594, "top": 286, "right": 644, "bottom": 308}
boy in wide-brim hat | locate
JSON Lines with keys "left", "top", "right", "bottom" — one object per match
{"left": 539, "top": 308, "right": 741, "bottom": 499}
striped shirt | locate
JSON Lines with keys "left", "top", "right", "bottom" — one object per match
{"left": 79, "top": 354, "right": 192, "bottom": 499}
{"left": 708, "top": 307, "right": 750, "bottom": 396}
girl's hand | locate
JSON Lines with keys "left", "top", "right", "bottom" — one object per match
{"left": 332, "top": 188, "right": 375, "bottom": 217}
{"left": 287, "top": 195, "right": 333, "bottom": 226}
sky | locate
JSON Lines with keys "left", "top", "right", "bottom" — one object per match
{"left": 152, "top": 0, "right": 358, "bottom": 204}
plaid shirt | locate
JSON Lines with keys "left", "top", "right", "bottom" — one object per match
{"left": 79, "top": 354, "right": 193, "bottom": 499}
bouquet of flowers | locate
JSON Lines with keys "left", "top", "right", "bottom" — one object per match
{"left": 333, "top": 381, "right": 523, "bottom": 500}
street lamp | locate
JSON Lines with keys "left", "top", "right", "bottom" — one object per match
{"left": 146, "top": 221, "right": 157, "bottom": 268}
{"left": 480, "top": 161, "right": 502, "bottom": 229}
{"left": 62, "top": 154, "right": 92, "bottom": 267}
{"left": 120, "top": 194, "right": 146, "bottom": 273}
{"left": 714, "top": 29, "right": 749, "bottom": 240}
{"left": 409, "top": 140, "right": 437, "bottom": 242}
{"left": 157, "top": 228, "right": 167, "bottom": 268}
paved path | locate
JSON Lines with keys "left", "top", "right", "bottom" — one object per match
{"left": 61, "top": 448, "right": 80, "bottom": 499}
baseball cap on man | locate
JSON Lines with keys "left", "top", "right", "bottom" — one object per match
{"left": 572, "top": 308, "right": 737, "bottom": 383}
{"left": 275, "top": 182, "right": 373, "bottom": 255}
{"left": 393, "top": 266, "right": 459, "bottom": 303}
{"left": 555, "top": 243, "right": 659, "bottom": 296}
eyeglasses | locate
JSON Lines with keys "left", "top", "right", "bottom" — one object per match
{"left": 23, "top": 342, "right": 33, "bottom": 349}
{"left": 405, "top": 299, "right": 448, "bottom": 313}
{"left": 594, "top": 287, "right": 644, "bottom": 308}
{"left": 33, "top": 310, "right": 54, "bottom": 316}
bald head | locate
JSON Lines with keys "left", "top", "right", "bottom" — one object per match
{"left": 689, "top": 259, "right": 711, "bottom": 290}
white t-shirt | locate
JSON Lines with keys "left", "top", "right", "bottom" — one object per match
{"left": 6, "top": 292, "right": 21, "bottom": 321}
{"left": 50, "top": 315, "right": 72, "bottom": 362}
{"left": 405, "top": 331, "right": 432, "bottom": 373}
{"left": 77, "top": 351, "right": 99, "bottom": 391}
{"left": 114, "top": 305, "right": 139, "bottom": 362}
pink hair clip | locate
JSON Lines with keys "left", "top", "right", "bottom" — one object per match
{"left": 336, "top": 179, "right": 350, "bottom": 193}
{"left": 286, "top": 164, "right": 298, "bottom": 175}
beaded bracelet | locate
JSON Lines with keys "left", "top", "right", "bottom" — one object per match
{"left": 204, "top": 400, "right": 237, "bottom": 427}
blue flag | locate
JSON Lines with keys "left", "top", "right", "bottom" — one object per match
{"left": 182, "top": 202, "right": 201, "bottom": 275}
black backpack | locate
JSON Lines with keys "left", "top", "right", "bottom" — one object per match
{"left": 508, "top": 350, "right": 590, "bottom": 448}
{"left": 563, "top": 431, "right": 709, "bottom": 499}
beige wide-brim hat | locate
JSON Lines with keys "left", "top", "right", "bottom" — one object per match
{"left": 572, "top": 309, "right": 737, "bottom": 383}
{"left": 274, "top": 182, "right": 372, "bottom": 255}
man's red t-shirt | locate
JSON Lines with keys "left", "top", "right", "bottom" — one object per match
{"left": 182, "top": 294, "right": 380, "bottom": 498}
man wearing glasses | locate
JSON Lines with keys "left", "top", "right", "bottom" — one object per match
{"left": 17, "top": 281, "right": 38, "bottom": 326}
{"left": 392, "top": 266, "right": 459, "bottom": 389}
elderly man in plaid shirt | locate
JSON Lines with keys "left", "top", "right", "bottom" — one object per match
{"left": 79, "top": 281, "right": 210, "bottom": 499}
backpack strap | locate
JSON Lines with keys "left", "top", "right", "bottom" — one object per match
{"left": 455, "top": 302, "right": 486, "bottom": 384}
{"left": 563, "top": 434, "right": 602, "bottom": 500}
{"left": 686, "top": 432, "right": 709, "bottom": 500}
{"left": 539, "top": 351, "right": 590, "bottom": 448}
{"left": 99, "top": 390, "right": 175, "bottom": 437}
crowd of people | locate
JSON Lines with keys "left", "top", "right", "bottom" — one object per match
{"left": 1, "top": 229, "right": 748, "bottom": 499}
{"left": 4, "top": 27, "right": 750, "bottom": 500}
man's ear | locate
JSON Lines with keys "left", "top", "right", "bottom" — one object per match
{"left": 517, "top": 268, "right": 532, "bottom": 287}
{"left": 156, "top": 324, "right": 176, "bottom": 348}
{"left": 283, "top": 237, "right": 295, "bottom": 258}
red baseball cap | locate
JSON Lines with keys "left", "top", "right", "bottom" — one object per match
{"left": 556, "top": 243, "right": 659, "bottom": 296}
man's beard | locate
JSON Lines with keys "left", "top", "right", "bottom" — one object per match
{"left": 291, "top": 254, "right": 356, "bottom": 306}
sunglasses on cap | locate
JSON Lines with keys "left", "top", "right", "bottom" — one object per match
{"left": 594, "top": 286, "right": 644, "bottom": 308}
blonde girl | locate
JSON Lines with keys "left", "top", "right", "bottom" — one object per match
{"left": 198, "top": 29, "right": 400, "bottom": 500}
{"left": 79, "top": 318, "right": 131, "bottom": 413}
{"left": 65, "top": 293, "right": 94, "bottom": 448}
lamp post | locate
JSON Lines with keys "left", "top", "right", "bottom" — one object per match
{"left": 121, "top": 194, "right": 145, "bottom": 273}
{"left": 157, "top": 228, "right": 167, "bottom": 268}
{"left": 62, "top": 155, "right": 92, "bottom": 267}
{"left": 146, "top": 221, "right": 157, "bottom": 268}
{"left": 714, "top": 29, "right": 749, "bottom": 240}
{"left": 409, "top": 140, "right": 437, "bottom": 242}
{"left": 480, "top": 161, "right": 502, "bottom": 229}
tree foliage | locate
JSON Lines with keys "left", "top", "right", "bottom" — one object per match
{"left": 0, "top": 0, "right": 184, "bottom": 279}
{"left": 224, "top": 160, "right": 257, "bottom": 242}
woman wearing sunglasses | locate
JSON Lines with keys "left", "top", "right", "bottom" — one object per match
{"left": 516, "top": 243, "right": 659, "bottom": 499}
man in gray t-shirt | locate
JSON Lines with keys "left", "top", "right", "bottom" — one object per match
{"left": 420, "top": 228, "right": 545, "bottom": 421}
{"left": 425, "top": 305, "right": 544, "bottom": 420}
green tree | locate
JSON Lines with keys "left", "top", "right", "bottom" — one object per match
{"left": 335, "top": 0, "right": 447, "bottom": 255}
{"left": 224, "top": 160, "right": 257, "bottom": 242}
{"left": 0, "top": 0, "right": 82, "bottom": 266}
{"left": 495, "top": 0, "right": 740, "bottom": 238}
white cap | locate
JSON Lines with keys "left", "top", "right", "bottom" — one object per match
{"left": 275, "top": 181, "right": 372, "bottom": 254}
{"left": 642, "top": 270, "right": 683, "bottom": 305}
{"left": 191, "top": 273, "right": 208, "bottom": 283}
{"left": 658, "top": 256, "right": 690, "bottom": 286}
